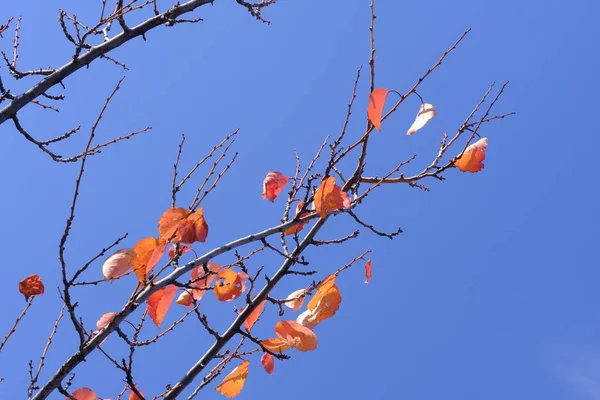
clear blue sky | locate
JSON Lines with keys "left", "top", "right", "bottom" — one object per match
{"left": 1, "top": 1, "right": 599, "bottom": 399}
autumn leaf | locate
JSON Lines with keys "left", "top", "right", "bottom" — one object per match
{"left": 284, "top": 201, "right": 310, "bottom": 235}
{"left": 367, "top": 87, "right": 390, "bottom": 131}
{"left": 406, "top": 103, "right": 436, "bottom": 135}
{"left": 96, "top": 312, "right": 117, "bottom": 331}
{"left": 168, "top": 244, "right": 191, "bottom": 259}
{"left": 214, "top": 268, "right": 247, "bottom": 302}
{"left": 132, "top": 237, "right": 167, "bottom": 282}
{"left": 147, "top": 285, "right": 177, "bottom": 328}
{"left": 261, "top": 353, "right": 274, "bottom": 374}
{"left": 314, "top": 177, "right": 351, "bottom": 218}
{"left": 306, "top": 274, "right": 336, "bottom": 311}
{"left": 365, "top": 259, "right": 372, "bottom": 284}
{"left": 215, "top": 360, "right": 250, "bottom": 398}
{"left": 284, "top": 288, "right": 307, "bottom": 311}
{"left": 157, "top": 207, "right": 208, "bottom": 244}
{"left": 260, "top": 337, "right": 292, "bottom": 353}
{"left": 298, "top": 284, "right": 342, "bottom": 329}
{"left": 242, "top": 298, "right": 266, "bottom": 332}
{"left": 102, "top": 248, "right": 134, "bottom": 280}
{"left": 176, "top": 290, "right": 193, "bottom": 307}
{"left": 274, "top": 320, "right": 318, "bottom": 351}
{"left": 261, "top": 171, "right": 289, "bottom": 202}
{"left": 128, "top": 385, "right": 145, "bottom": 400}
{"left": 71, "top": 387, "right": 97, "bottom": 400}
{"left": 454, "top": 137, "right": 488, "bottom": 173}
{"left": 190, "top": 262, "right": 221, "bottom": 301}
{"left": 19, "top": 274, "right": 44, "bottom": 301}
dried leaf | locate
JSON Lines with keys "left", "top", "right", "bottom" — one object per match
{"left": 284, "top": 201, "right": 310, "bottom": 235}
{"left": 262, "top": 171, "right": 289, "bottom": 202}
{"left": 261, "top": 353, "right": 274, "bottom": 374}
{"left": 168, "top": 244, "right": 191, "bottom": 259}
{"left": 406, "top": 103, "right": 436, "bottom": 135}
{"left": 284, "top": 288, "right": 307, "bottom": 311}
{"left": 314, "top": 177, "right": 351, "bottom": 218}
{"left": 274, "top": 320, "right": 318, "bottom": 351}
{"left": 367, "top": 88, "right": 390, "bottom": 131}
{"left": 214, "top": 268, "right": 246, "bottom": 302}
{"left": 260, "top": 337, "right": 292, "bottom": 353}
{"left": 71, "top": 387, "right": 97, "bottom": 400}
{"left": 176, "top": 290, "right": 193, "bottom": 307}
{"left": 455, "top": 137, "right": 488, "bottom": 173}
{"left": 132, "top": 237, "right": 167, "bottom": 282}
{"left": 18, "top": 274, "right": 44, "bottom": 301}
{"left": 102, "top": 248, "right": 134, "bottom": 280}
{"left": 190, "top": 262, "right": 221, "bottom": 301}
{"left": 215, "top": 360, "right": 250, "bottom": 398}
{"left": 146, "top": 285, "right": 177, "bottom": 328}
{"left": 243, "top": 299, "right": 266, "bottom": 332}
{"left": 158, "top": 207, "right": 208, "bottom": 244}
{"left": 96, "top": 312, "right": 117, "bottom": 331}
{"left": 365, "top": 259, "right": 372, "bottom": 284}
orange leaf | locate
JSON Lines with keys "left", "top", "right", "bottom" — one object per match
{"left": 274, "top": 320, "right": 318, "bottom": 351}
{"left": 102, "top": 248, "right": 134, "bottom": 280}
{"left": 243, "top": 299, "right": 266, "bottom": 332}
{"left": 261, "top": 171, "right": 289, "bottom": 202}
{"left": 298, "top": 284, "right": 341, "bottom": 329}
{"left": 71, "top": 387, "right": 97, "bottom": 400}
{"left": 96, "top": 312, "right": 117, "bottom": 331}
{"left": 128, "top": 385, "right": 145, "bottom": 400}
{"left": 365, "top": 259, "right": 372, "bottom": 284}
{"left": 168, "top": 244, "right": 191, "bottom": 259}
{"left": 284, "top": 288, "right": 307, "bottom": 311}
{"left": 314, "top": 177, "right": 351, "bottom": 218}
{"left": 455, "top": 137, "right": 488, "bottom": 173}
{"left": 18, "top": 274, "right": 44, "bottom": 301}
{"left": 367, "top": 87, "right": 390, "bottom": 131}
{"left": 215, "top": 360, "right": 250, "bottom": 398}
{"left": 190, "top": 262, "right": 221, "bottom": 301}
{"left": 284, "top": 201, "right": 310, "bottom": 235}
{"left": 132, "top": 237, "right": 167, "bottom": 282}
{"left": 261, "top": 353, "right": 274, "bottom": 374}
{"left": 158, "top": 207, "right": 208, "bottom": 244}
{"left": 306, "top": 274, "right": 336, "bottom": 311}
{"left": 146, "top": 285, "right": 177, "bottom": 328}
{"left": 406, "top": 103, "right": 436, "bottom": 135}
{"left": 214, "top": 268, "right": 246, "bottom": 302}
{"left": 260, "top": 337, "right": 292, "bottom": 353}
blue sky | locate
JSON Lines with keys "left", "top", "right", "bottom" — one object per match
{"left": 1, "top": 0, "right": 599, "bottom": 399}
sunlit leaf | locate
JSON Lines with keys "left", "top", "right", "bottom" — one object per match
{"left": 406, "top": 103, "right": 436, "bottom": 135}
{"left": 215, "top": 360, "right": 250, "bottom": 398}
{"left": 132, "top": 237, "right": 167, "bottom": 282}
{"left": 367, "top": 88, "right": 390, "bottom": 131}
{"left": 261, "top": 171, "right": 289, "bottom": 202}
{"left": 454, "top": 137, "right": 488, "bottom": 173}
{"left": 71, "top": 387, "right": 97, "bottom": 400}
{"left": 176, "top": 290, "right": 193, "bottom": 307}
{"left": 157, "top": 207, "right": 208, "bottom": 244}
{"left": 314, "top": 177, "right": 351, "bottom": 218}
{"left": 284, "top": 288, "right": 307, "bottom": 311}
{"left": 261, "top": 353, "right": 274, "bottom": 374}
{"left": 260, "top": 337, "right": 292, "bottom": 353}
{"left": 214, "top": 268, "right": 246, "bottom": 302}
{"left": 190, "top": 262, "right": 220, "bottom": 301}
{"left": 146, "top": 285, "right": 177, "bottom": 328}
{"left": 365, "top": 259, "right": 372, "bottom": 284}
{"left": 102, "top": 249, "right": 134, "bottom": 280}
{"left": 18, "top": 274, "right": 44, "bottom": 301}
{"left": 307, "top": 274, "right": 336, "bottom": 311}
{"left": 274, "top": 320, "right": 318, "bottom": 351}
{"left": 96, "top": 312, "right": 117, "bottom": 331}
{"left": 242, "top": 298, "right": 266, "bottom": 332}
{"left": 298, "top": 284, "right": 341, "bottom": 328}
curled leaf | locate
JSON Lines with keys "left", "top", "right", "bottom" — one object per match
{"left": 284, "top": 288, "right": 307, "bottom": 311}
{"left": 102, "top": 248, "right": 134, "bottom": 280}
{"left": 96, "top": 312, "right": 117, "bottom": 331}
{"left": 274, "top": 320, "right": 318, "bottom": 351}
{"left": 214, "top": 268, "right": 246, "bottom": 302}
{"left": 261, "top": 353, "right": 274, "bottom": 374}
{"left": 260, "top": 337, "right": 292, "bottom": 353}
{"left": 146, "top": 285, "right": 177, "bottom": 328}
{"left": 262, "top": 171, "right": 289, "bottom": 202}
{"left": 365, "top": 259, "right": 372, "bottom": 284}
{"left": 132, "top": 237, "right": 167, "bottom": 282}
{"left": 215, "top": 360, "right": 250, "bottom": 398}
{"left": 176, "top": 290, "right": 193, "bottom": 307}
{"left": 298, "top": 284, "right": 342, "bottom": 329}
{"left": 367, "top": 88, "right": 390, "bottom": 131}
{"left": 454, "top": 137, "right": 488, "bottom": 173}
{"left": 19, "top": 274, "right": 44, "bottom": 301}
{"left": 406, "top": 103, "right": 436, "bottom": 135}
{"left": 314, "top": 177, "right": 351, "bottom": 218}
{"left": 71, "top": 388, "right": 97, "bottom": 400}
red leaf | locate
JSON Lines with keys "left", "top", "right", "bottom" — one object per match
{"left": 365, "top": 259, "right": 372, "bottom": 284}
{"left": 70, "top": 388, "right": 97, "bottom": 400}
{"left": 242, "top": 298, "right": 266, "bottom": 332}
{"left": 128, "top": 385, "right": 145, "bottom": 400}
{"left": 367, "top": 88, "right": 390, "bottom": 131}
{"left": 190, "top": 262, "right": 220, "bottom": 301}
{"left": 261, "top": 171, "right": 289, "bottom": 202}
{"left": 147, "top": 285, "right": 177, "bottom": 328}
{"left": 168, "top": 244, "right": 191, "bottom": 259}
{"left": 158, "top": 207, "right": 208, "bottom": 244}
{"left": 18, "top": 274, "right": 44, "bottom": 301}
{"left": 261, "top": 353, "right": 274, "bottom": 374}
